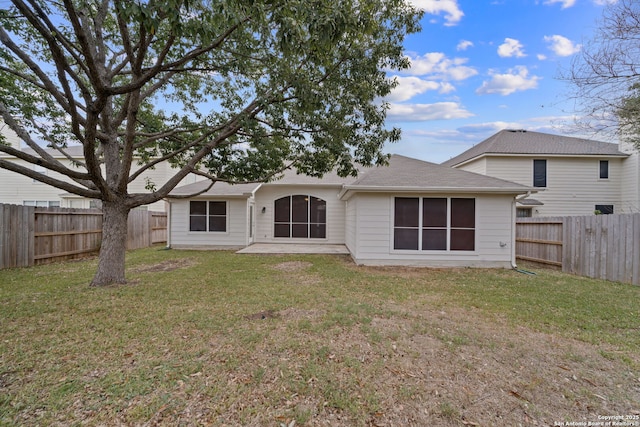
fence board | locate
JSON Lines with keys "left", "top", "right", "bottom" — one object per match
{"left": 0, "top": 204, "right": 167, "bottom": 269}
{"left": 515, "top": 217, "right": 563, "bottom": 267}
{"left": 518, "top": 213, "right": 640, "bottom": 286}
{"left": 0, "top": 204, "right": 35, "bottom": 269}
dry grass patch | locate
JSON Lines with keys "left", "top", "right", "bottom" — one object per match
{"left": 0, "top": 249, "right": 638, "bottom": 426}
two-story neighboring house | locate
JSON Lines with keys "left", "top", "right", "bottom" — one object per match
{"left": 441, "top": 129, "right": 639, "bottom": 217}
{"left": 0, "top": 124, "right": 200, "bottom": 211}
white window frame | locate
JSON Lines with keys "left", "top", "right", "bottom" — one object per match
{"left": 188, "top": 200, "right": 228, "bottom": 233}
{"left": 598, "top": 160, "right": 609, "bottom": 180}
{"left": 391, "top": 196, "right": 476, "bottom": 252}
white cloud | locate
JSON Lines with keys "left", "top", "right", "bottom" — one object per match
{"left": 402, "top": 52, "right": 478, "bottom": 80}
{"left": 406, "top": 0, "right": 464, "bottom": 26}
{"left": 544, "top": 35, "right": 582, "bottom": 56}
{"left": 476, "top": 66, "right": 541, "bottom": 96}
{"left": 388, "top": 102, "right": 474, "bottom": 121}
{"left": 592, "top": 0, "right": 618, "bottom": 4}
{"left": 457, "top": 121, "right": 524, "bottom": 134}
{"left": 537, "top": 53, "right": 547, "bottom": 61}
{"left": 497, "top": 38, "right": 526, "bottom": 58}
{"left": 457, "top": 40, "right": 474, "bottom": 51}
{"left": 387, "top": 76, "right": 455, "bottom": 102}
{"left": 544, "top": 0, "right": 576, "bottom": 8}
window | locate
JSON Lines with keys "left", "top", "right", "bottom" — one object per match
{"left": 394, "top": 197, "right": 420, "bottom": 250}
{"left": 516, "top": 208, "right": 532, "bottom": 218}
{"left": 189, "top": 201, "right": 226, "bottom": 232}
{"left": 595, "top": 204, "right": 614, "bottom": 215}
{"left": 23, "top": 200, "right": 60, "bottom": 207}
{"left": 274, "top": 195, "right": 326, "bottom": 238}
{"left": 533, "top": 159, "right": 547, "bottom": 187}
{"left": 599, "top": 160, "right": 609, "bottom": 179}
{"left": 33, "top": 165, "right": 47, "bottom": 183}
{"left": 394, "top": 197, "right": 475, "bottom": 251}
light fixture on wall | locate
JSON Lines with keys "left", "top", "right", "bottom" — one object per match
{"left": 261, "top": 206, "right": 266, "bottom": 214}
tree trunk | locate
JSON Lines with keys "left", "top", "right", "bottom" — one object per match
{"left": 91, "top": 201, "right": 130, "bottom": 286}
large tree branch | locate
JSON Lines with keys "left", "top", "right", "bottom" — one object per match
{"left": 0, "top": 159, "right": 100, "bottom": 198}
{"left": 107, "top": 16, "right": 252, "bottom": 96}
{"left": 0, "top": 102, "right": 91, "bottom": 181}
{"left": 0, "top": 27, "right": 73, "bottom": 114}
{"left": 16, "top": 0, "right": 93, "bottom": 115}
{"left": 127, "top": 132, "right": 215, "bottom": 184}
{"left": 162, "top": 180, "right": 216, "bottom": 200}
{"left": 129, "top": 98, "right": 265, "bottom": 207}
{"left": 60, "top": 0, "right": 104, "bottom": 93}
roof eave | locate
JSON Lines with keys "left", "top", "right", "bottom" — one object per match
{"left": 339, "top": 185, "right": 534, "bottom": 200}
{"left": 451, "top": 153, "right": 629, "bottom": 168}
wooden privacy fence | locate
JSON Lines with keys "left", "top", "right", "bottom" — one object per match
{"left": 516, "top": 213, "right": 640, "bottom": 286}
{"left": 0, "top": 204, "right": 167, "bottom": 269}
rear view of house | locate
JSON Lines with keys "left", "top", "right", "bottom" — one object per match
{"left": 168, "top": 155, "right": 533, "bottom": 268}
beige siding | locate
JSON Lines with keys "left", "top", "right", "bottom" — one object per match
{"left": 458, "top": 158, "right": 486, "bottom": 175}
{"left": 348, "top": 193, "right": 514, "bottom": 268}
{"left": 0, "top": 156, "right": 200, "bottom": 211}
{"left": 344, "top": 198, "right": 357, "bottom": 252}
{"left": 458, "top": 156, "right": 626, "bottom": 216}
{"left": 0, "top": 124, "right": 21, "bottom": 149}
{"left": 253, "top": 185, "right": 345, "bottom": 244}
{"left": 169, "top": 198, "right": 248, "bottom": 248}
{"left": 0, "top": 158, "right": 76, "bottom": 206}
{"left": 620, "top": 154, "right": 640, "bottom": 213}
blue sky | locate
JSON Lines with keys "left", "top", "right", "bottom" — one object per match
{"left": 385, "top": 0, "right": 616, "bottom": 163}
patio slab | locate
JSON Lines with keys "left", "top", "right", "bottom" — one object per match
{"left": 236, "top": 243, "right": 350, "bottom": 254}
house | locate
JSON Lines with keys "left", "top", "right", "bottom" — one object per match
{"left": 167, "top": 155, "right": 533, "bottom": 268}
{"left": 441, "top": 130, "right": 640, "bottom": 217}
{"left": 0, "top": 124, "right": 199, "bottom": 211}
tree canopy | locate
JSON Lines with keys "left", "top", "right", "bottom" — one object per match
{"left": 0, "top": 0, "right": 422, "bottom": 285}
{"left": 569, "top": 0, "right": 640, "bottom": 148}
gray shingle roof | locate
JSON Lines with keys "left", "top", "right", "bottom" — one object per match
{"left": 168, "top": 180, "right": 261, "bottom": 197}
{"left": 441, "top": 129, "right": 628, "bottom": 167}
{"left": 168, "top": 167, "right": 357, "bottom": 198}
{"left": 517, "top": 198, "right": 544, "bottom": 206}
{"left": 344, "top": 154, "right": 532, "bottom": 193}
{"left": 169, "top": 154, "right": 533, "bottom": 198}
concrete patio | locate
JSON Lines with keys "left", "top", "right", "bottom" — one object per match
{"left": 236, "top": 243, "right": 350, "bottom": 254}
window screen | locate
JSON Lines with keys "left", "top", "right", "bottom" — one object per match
{"left": 394, "top": 198, "right": 419, "bottom": 250}
{"left": 189, "top": 201, "right": 226, "bottom": 232}
{"left": 533, "top": 159, "right": 547, "bottom": 187}
{"left": 274, "top": 195, "right": 326, "bottom": 239}
{"left": 599, "top": 160, "right": 609, "bottom": 179}
{"left": 394, "top": 197, "right": 475, "bottom": 251}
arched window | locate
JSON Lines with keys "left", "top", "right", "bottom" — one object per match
{"left": 274, "top": 195, "right": 326, "bottom": 238}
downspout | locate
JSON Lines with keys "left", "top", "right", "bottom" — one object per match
{"left": 166, "top": 200, "right": 172, "bottom": 249}
{"left": 511, "top": 195, "right": 518, "bottom": 269}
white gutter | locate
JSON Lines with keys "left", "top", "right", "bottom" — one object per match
{"left": 339, "top": 185, "right": 534, "bottom": 200}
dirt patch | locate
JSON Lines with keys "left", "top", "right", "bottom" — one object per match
{"left": 129, "top": 258, "right": 198, "bottom": 273}
{"left": 278, "top": 307, "right": 325, "bottom": 321}
{"left": 271, "top": 261, "right": 313, "bottom": 272}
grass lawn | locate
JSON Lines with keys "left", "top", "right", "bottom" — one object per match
{"left": 1, "top": 248, "right": 638, "bottom": 426}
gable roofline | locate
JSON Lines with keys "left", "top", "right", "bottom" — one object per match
{"left": 339, "top": 154, "right": 533, "bottom": 200}
{"left": 169, "top": 154, "right": 534, "bottom": 199}
{"left": 441, "top": 129, "right": 629, "bottom": 168}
